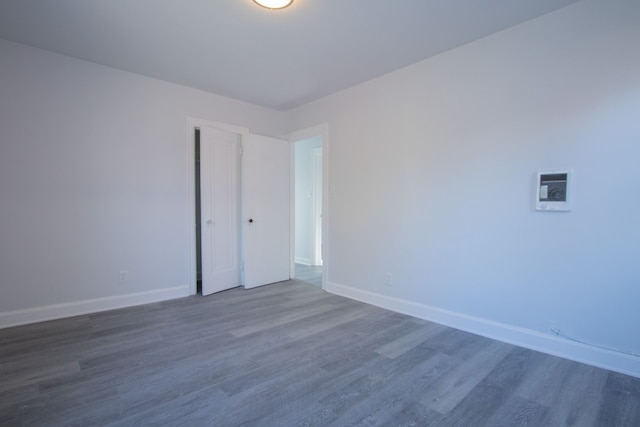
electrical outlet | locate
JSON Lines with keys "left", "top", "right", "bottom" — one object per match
{"left": 119, "top": 270, "right": 129, "bottom": 284}
{"left": 385, "top": 272, "right": 393, "bottom": 286}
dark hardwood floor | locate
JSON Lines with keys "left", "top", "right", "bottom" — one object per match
{"left": 1, "top": 280, "right": 639, "bottom": 426}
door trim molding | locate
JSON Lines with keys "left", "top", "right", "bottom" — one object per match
{"left": 186, "top": 117, "right": 249, "bottom": 296}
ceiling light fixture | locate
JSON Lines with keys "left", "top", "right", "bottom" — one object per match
{"left": 253, "top": 0, "right": 294, "bottom": 10}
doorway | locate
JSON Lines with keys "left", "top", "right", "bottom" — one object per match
{"left": 294, "top": 136, "right": 323, "bottom": 288}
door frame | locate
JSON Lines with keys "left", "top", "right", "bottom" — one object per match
{"left": 186, "top": 117, "right": 249, "bottom": 296}
{"left": 288, "top": 123, "right": 329, "bottom": 289}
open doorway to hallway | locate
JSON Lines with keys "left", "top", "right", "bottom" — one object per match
{"left": 294, "top": 136, "right": 323, "bottom": 288}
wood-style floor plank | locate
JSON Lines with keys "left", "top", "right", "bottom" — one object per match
{"left": 1, "top": 280, "right": 639, "bottom": 426}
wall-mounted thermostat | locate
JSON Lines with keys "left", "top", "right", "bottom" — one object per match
{"left": 536, "top": 170, "right": 571, "bottom": 211}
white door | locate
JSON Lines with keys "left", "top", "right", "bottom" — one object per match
{"left": 200, "top": 127, "right": 240, "bottom": 296}
{"left": 242, "top": 134, "right": 290, "bottom": 289}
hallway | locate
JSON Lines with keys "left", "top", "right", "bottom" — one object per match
{"left": 295, "top": 263, "right": 322, "bottom": 288}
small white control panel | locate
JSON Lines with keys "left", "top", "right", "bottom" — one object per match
{"left": 536, "top": 170, "right": 571, "bottom": 211}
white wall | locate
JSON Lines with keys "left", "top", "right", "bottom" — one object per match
{"left": 295, "top": 136, "right": 322, "bottom": 265}
{"left": 287, "top": 0, "right": 640, "bottom": 376}
{"left": 0, "top": 39, "right": 285, "bottom": 326}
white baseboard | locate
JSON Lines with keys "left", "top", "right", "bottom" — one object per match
{"left": 325, "top": 281, "right": 640, "bottom": 378}
{"left": 295, "top": 257, "right": 313, "bottom": 266}
{"left": 0, "top": 286, "right": 190, "bottom": 329}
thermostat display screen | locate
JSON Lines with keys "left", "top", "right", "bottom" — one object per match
{"left": 536, "top": 171, "right": 571, "bottom": 211}
{"left": 539, "top": 173, "right": 567, "bottom": 202}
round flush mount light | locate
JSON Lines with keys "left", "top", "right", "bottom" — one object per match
{"left": 253, "top": 0, "right": 294, "bottom": 10}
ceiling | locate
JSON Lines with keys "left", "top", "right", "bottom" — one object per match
{"left": 0, "top": 0, "right": 581, "bottom": 111}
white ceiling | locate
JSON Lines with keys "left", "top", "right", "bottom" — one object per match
{"left": 0, "top": 0, "right": 581, "bottom": 111}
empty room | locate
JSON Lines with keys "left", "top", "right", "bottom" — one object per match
{"left": 1, "top": 0, "right": 639, "bottom": 425}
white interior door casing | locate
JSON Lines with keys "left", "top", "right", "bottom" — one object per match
{"left": 242, "top": 134, "right": 291, "bottom": 289}
{"left": 200, "top": 127, "right": 240, "bottom": 296}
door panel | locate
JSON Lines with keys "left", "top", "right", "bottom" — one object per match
{"left": 242, "top": 134, "right": 290, "bottom": 289}
{"left": 200, "top": 127, "right": 240, "bottom": 296}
